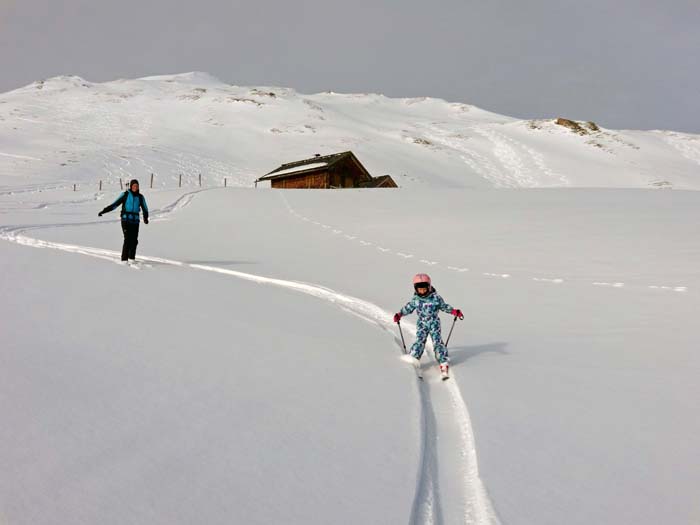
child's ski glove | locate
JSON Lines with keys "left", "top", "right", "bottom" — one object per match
{"left": 393, "top": 313, "right": 402, "bottom": 323}
{"left": 451, "top": 309, "right": 464, "bottom": 320}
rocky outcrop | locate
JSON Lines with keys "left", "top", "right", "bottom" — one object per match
{"left": 555, "top": 118, "right": 600, "bottom": 135}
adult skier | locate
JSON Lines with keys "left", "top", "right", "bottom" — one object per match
{"left": 98, "top": 179, "right": 149, "bottom": 262}
{"left": 393, "top": 273, "right": 463, "bottom": 379}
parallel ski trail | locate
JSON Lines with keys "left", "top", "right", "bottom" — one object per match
{"left": 1, "top": 191, "right": 500, "bottom": 525}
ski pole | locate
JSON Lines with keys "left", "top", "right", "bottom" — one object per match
{"left": 397, "top": 320, "right": 408, "bottom": 353}
{"left": 444, "top": 315, "right": 460, "bottom": 348}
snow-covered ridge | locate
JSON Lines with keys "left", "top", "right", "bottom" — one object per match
{"left": 1, "top": 72, "right": 699, "bottom": 191}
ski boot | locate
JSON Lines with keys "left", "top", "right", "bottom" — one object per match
{"left": 439, "top": 362, "right": 450, "bottom": 380}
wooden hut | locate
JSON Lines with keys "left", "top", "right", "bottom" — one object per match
{"left": 360, "top": 175, "right": 397, "bottom": 188}
{"left": 256, "top": 151, "right": 397, "bottom": 189}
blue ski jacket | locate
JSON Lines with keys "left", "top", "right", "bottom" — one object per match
{"left": 101, "top": 190, "right": 149, "bottom": 223}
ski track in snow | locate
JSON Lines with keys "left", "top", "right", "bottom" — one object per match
{"left": 417, "top": 124, "right": 509, "bottom": 188}
{"left": 418, "top": 122, "right": 568, "bottom": 188}
{"left": 279, "top": 194, "right": 690, "bottom": 295}
{"left": 468, "top": 126, "right": 572, "bottom": 188}
{"left": 663, "top": 133, "right": 700, "bottom": 168}
{"left": 0, "top": 151, "right": 43, "bottom": 161}
{"left": 0, "top": 190, "right": 501, "bottom": 525}
{"left": 469, "top": 127, "right": 536, "bottom": 187}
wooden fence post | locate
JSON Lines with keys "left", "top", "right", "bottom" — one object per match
{"left": 150, "top": 173, "right": 154, "bottom": 189}
{"left": 73, "top": 184, "right": 76, "bottom": 192}
{"left": 99, "top": 180, "right": 102, "bottom": 191}
{"left": 119, "top": 178, "right": 123, "bottom": 190}
{"left": 224, "top": 177, "right": 227, "bottom": 187}
{"left": 179, "top": 174, "right": 182, "bottom": 188}
{"left": 199, "top": 173, "right": 202, "bottom": 187}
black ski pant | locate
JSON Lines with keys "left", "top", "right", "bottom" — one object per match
{"left": 121, "top": 220, "right": 140, "bottom": 261}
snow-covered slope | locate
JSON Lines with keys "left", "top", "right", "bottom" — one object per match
{"left": 2, "top": 73, "right": 699, "bottom": 525}
{"left": 1, "top": 72, "right": 699, "bottom": 191}
{"left": 2, "top": 185, "right": 699, "bottom": 524}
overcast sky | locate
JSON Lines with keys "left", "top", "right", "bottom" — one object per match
{"left": 1, "top": 0, "right": 698, "bottom": 132}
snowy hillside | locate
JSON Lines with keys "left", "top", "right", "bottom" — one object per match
{"left": 1, "top": 72, "right": 699, "bottom": 191}
{"left": 2, "top": 73, "right": 699, "bottom": 525}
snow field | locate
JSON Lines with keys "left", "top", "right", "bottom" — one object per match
{"left": 2, "top": 72, "right": 700, "bottom": 524}
{"left": 3, "top": 185, "right": 699, "bottom": 523}
{"left": 1, "top": 234, "right": 419, "bottom": 525}
{"left": 1, "top": 188, "right": 501, "bottom": 525}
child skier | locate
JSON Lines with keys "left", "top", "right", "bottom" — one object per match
{"left": 98, "top": 179, "right": 149, "bottom": 262}
{"left": 393, "top": 273, "right": 463, "bottom": 379}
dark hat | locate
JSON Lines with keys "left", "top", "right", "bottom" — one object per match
{"left": 129, "top": 179, "right": 139, "bottom": 188}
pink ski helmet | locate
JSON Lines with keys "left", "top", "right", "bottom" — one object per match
{"left": 413, "top": 273, "right": 431, "bottom": 286}
{"left": 413, "top": 274, "right": 432, "bottom": 296}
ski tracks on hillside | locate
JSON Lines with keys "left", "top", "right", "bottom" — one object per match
{"left": 468, "top": 126, "right": 567, "bottom": 187}
{"left": 0, "top": 191, "right": 501, "bottom": 525}
{"left": 280, "top": 195, "right": 690, "bottom": 295}
{"left": 417, "top": 123, "right": 568, "bottom": 188}
{"left": 419, "top": 125, "right": 506, "bottom": 187}
{"left": 662, "top": 132, "right": 700, "bottom": 168}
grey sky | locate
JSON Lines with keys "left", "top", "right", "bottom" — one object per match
{"left": 1, "top": 0, "right": 698, "bottom": 132}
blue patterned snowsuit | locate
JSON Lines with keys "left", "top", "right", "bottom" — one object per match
{"left": 400, "top": 288, "right": 455, "bottom": 364}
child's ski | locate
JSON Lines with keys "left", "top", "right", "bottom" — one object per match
{"left": 401, "top": 354, "right": 423, "bottom": 380}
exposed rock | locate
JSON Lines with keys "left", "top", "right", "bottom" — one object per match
{"left": 225, "top": 97, "right": 263, "bottom": 107}
{"left": 555, "top": 118, "right": 601, "bottom": 135}
{"left": 250, "top": 89, "right": 277, "bottom": 98}
{"left": 556, "top": 118, "right": 587, "bottom": 135}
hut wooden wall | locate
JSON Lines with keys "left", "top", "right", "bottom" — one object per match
{"left": 271, "top": 171, "right": 329, "bottom": 189}
{"left": 328, "top": 157, "right": 371, "bottom": 188}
